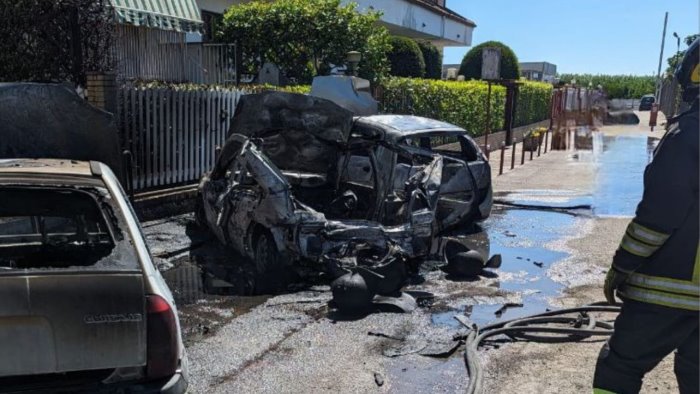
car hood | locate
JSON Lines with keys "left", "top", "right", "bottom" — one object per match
{"left": 0, "top": 83, "right": 123, "bottom": 181}
{"left": 227, "top": 92, "right": 354, "bottom": 180}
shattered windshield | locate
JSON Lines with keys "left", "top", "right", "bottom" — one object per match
{"left": 0, "top": 187, "right": 138, "bottom": 272}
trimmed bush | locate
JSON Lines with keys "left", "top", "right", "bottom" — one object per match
{"left": 131, "top": 81, "right": 311, "bottom": 94}
{"left": 218, "top": 0, "right": 390, "bottom": 84}
{"left": 459, "top": 41, "right": 520, "bottom": 80}
{"left": 380, "top": 78, "right": 506, "bottom": 135}
{"left": 380, "top": 78, "right": 553, "bottom": 136}
{"left": 416, "top": 40, "right": 442, "bottom": 80}
{"left": 515, "top": 81, "right": 553, "bottom": 127}
{"left": 557, "top": 74, "right": 655, "bottom": 99}
{"left": 388, "top": 36, "right": 426, "bottom": 78}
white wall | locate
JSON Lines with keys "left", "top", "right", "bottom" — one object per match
{"left": 444, "top": 17, "right": 471, "bottom": 46}
{"left": 344, "top": 0, "right": 473, "bottom": 47}
{"left": 197, "top": 0, "right": 244, "bottom": 14}
{"left": 194, "top": 0, "right": 473, "bottom": 46}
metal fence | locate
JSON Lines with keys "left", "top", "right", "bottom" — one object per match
{"left": 114, "top": 25, "right": 237, "bottom": 85}
{"left": 114, "top": 25, "right": 188, "bottom": 82}
{"left": 186, "top": 43, "right": 237, "bottom": 85}
{"left": 118, "top": 87, "right": 243, "bottom": 192}
{"left": 658, "top": 78, "right": 680, "bottom": 117}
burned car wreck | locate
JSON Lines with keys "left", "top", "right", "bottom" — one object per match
{"left": 196, "top": 91, "right": 492, "bottom": 295}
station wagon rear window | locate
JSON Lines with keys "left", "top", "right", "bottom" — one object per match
{"left": 0, "top": 187, "right": 139, "bottom": 272}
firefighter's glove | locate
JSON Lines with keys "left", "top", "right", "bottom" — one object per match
{"left": 603, "top": 267, "right": 628, "bottom": 305}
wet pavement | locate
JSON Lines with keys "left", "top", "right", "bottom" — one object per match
{"left": 140, "top": 130, "right": 657, "bottom": 392}
{"left": 430, "top": 207, "right": 576, "bottom": 328}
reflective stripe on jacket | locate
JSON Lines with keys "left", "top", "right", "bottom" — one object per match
{"left": 614, "top": 100, "right": 700, "bottom": 311}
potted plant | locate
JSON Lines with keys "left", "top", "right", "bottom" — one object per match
{"left": 523, "top": 127, "right": 548, "bottom": 152}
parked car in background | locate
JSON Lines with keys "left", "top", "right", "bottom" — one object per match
{"left": 639, "top": 94, "right": 655, "bottom": 110}
{"left": 0, "top": 159, "right": 187, "bottom": 393}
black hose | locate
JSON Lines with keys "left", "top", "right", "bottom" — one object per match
{"left": 493, "top": 199, "right": 593, "bottom": 212}
{"left": 459, "top": 303, "right": 621, "bottom": 394}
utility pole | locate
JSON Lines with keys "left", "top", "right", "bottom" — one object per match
{"left": 655, "top": 12, "right": 668, "bottom": 102}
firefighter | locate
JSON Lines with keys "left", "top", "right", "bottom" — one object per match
{"left": 593, "top": 38, "right": 699, "bottom": 394}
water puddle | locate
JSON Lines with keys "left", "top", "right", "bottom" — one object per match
{"left": 431, "top": 132, "right": 654, "bottom": 328}
{"left": 497, "top": 133, "right": 654, "bottom": 217}
{"left": 431, "top": 208, "right": 576, "bottom": 328}
{"left": 589, "top": 135, "right": 653, "bottom": 217}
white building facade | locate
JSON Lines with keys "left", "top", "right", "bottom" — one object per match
{"left": 195, "top": 0, "right": 475, "bottom": 48}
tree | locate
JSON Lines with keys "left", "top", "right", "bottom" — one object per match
{"left": 665, "top": 34, "right": 700, "bottom": 76}
{"left": 458, "top": 41, "right": 520, "bottom": 80}
{"left": 387, "top": 36, "right": 425, "bottom": 78}
{"left": 218, "top": 0, "right": 390, "bottom": 84}
{"left": 416, "top": 40, "right": 442, "bottom": 79}
{"left": 0, "top": 0, "right": 114, "bottom": 85}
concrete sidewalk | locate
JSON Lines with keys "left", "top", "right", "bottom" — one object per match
{"left": 488, "top": 110, "right": 663, "bottom": 192}
{"left": 481, "top": 115, "right": 678, "bottom": 394}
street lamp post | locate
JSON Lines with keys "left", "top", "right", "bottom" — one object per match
{"left": 673, "top": 32, "right": 681, "bottom": 56}
{"left": 346, "top": 51, "right": 361, "bottom": 77}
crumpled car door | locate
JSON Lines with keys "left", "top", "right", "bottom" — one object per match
{"left": 436, "top": 156, "right": 478, "bottom": 230}
{"left": 203, "top": 135, "right": 294, "bottom": 250}
{"left": 407, "top": 154, "right": 442, "bottom": 255}
{"left": 383, "top": 151, "right": 442, "bottom": 255}
{"left": 397, "top": 143, "right": 477, "bottom": 232}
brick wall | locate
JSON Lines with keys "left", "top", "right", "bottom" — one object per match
{"left": 86, "top": 72, "right": 117, "bottom": 113}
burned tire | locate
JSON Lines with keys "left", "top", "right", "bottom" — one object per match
{"left": 253, "top": 231, "right": 291, "bottom": 294}
{"left": 331, "top": 273, "right": 374, "bottom": 313}
{"left": 446, "top": 250, "right": 484, "bottom": 278}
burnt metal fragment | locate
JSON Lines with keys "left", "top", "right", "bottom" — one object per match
{"left": 494, "top": 302, "right": 524, "bottom": 317}
{"left": 373, "top": 372, "right": 384, "bottom": 387}
{"left": 0, "top": 83, "right": 123, "bottom": 180}
{"left": 331, "top": 273, "right": 373, "bottom": 313}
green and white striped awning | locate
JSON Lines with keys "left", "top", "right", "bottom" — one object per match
{"left": 110, "top": 0, "right": 203, "bottom": 33}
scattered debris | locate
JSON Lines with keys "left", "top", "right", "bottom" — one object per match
{"left": 373, "top": 293, "right": 418, "bottom": 313}
{"left": 442, "top": 239, "right": 502, "bottom": 279}
{"left": 373, "top": 372, "right": 385, "bottom": 387}
{"left": 331, "top": 273, "right": 374, "bottom": 312}
{"left": 494, "top": 303, "right": 524, "bottom": 317}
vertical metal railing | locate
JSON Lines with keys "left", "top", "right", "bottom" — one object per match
{"left": 117, "top": 86, "right": 243, "bottom": 192}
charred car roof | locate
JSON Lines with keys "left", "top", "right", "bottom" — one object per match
{"left": 352, "top": 115, "right": 467, "bottom": 143}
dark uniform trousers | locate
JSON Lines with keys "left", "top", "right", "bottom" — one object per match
{"left": 593, "top": 300, "right": 699, "bottom": 394}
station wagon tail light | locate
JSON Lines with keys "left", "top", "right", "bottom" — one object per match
{"left": 146, "top": 294, "right": 178, "bottom": 380}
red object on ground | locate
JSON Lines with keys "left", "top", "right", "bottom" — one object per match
{"left": 649, "top": 103, "right": 659, "bottom": 130}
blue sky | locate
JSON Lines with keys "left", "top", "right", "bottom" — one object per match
{"left": 443, "top": 0, "right": 700, "bottom": 75}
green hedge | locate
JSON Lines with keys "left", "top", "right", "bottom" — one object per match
{"left": 387, "top": 36, "right": 426, "bottom": 78}
{"left": 379, "top": 78, "right": 553, "bottom": 136}
{"left": 244, "top": 84, "right": 312, "bottom": 94}
{"left": 416, "top": 40, "right": 442, "bottom": 80}
{"left": 129, "top": 81, "right": 311, "bottom": 94}
{"left": 515, "top": 81, "right": 553, "bottom": 127}
{"left": 380, "top": 78, "right": 506, "bottom": 136}
{"left": 557, "top": 74, "right": 655, "bottom": 99}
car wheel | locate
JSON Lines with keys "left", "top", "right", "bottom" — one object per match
{"left": 253, "top": 231, "right": 291, "bottom": 294}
